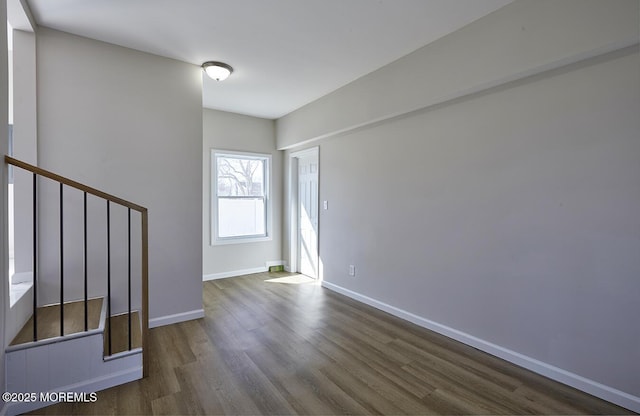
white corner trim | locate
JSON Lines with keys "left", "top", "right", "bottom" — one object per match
{"left": 266, "top": 260, "right": 285, "bottom": 268}
{"left": 148, "top": 309, "right": 205, "bottom": 328}
{"left": 321, "top": 280, "right": 640, "bottom": 413}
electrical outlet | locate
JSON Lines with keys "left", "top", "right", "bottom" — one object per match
{"left": 348, "top": 265, "right": 356, "bottom": 277}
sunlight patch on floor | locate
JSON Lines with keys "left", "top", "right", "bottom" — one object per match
{"left": 264, "top": 275, "right": 316, "bottom": 285}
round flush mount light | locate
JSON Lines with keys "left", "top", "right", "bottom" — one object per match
{"left": 202, "top": 61, "right": 233, "bottom": 81}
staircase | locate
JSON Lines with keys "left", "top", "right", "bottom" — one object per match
{"left": 4, "top": 156, "right": 148, "bottom": 416}
{"left": 5, "top": 299, "right": 143, "bottom": 415}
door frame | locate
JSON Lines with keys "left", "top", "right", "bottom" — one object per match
{"left": 288, "top": 146, "right": 319, "bottom": 278}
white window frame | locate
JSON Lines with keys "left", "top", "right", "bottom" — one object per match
{"left": 211, "top": 149, "right": 272, "bottom": 245}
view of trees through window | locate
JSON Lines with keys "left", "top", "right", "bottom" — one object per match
{"left": 215, "top": 153, "right": 268, "bottom": 240}
{"left": 217, "top": 156, "right": 264, "bottom": 197}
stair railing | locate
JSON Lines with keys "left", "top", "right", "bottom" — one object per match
{"left": 5, "top": 155, "right": 149, "bottom": 377}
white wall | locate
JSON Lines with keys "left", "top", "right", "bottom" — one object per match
{"left": 36, "top": 28, "right": 203, "bottom": 322}
{"left": 279, "top": 0, "right": 640, "bottom": 411}
{"left": 11, "top": 29, "right": 35, "bottom": 277}
{"left": 4, "top": 29, "right": 37, "bottom": 346}
{"left": 321, "top": 47, "right": 639, "bottom": 393}
{"left": 1, "top": 0, "right": 9, "bottom": 401}
{"left": 202, "top": 109, "right": 282, "bottom": 277}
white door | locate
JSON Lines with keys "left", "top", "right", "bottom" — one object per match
{"left": 297, "top": 153, "right": 319, "bottom": 278}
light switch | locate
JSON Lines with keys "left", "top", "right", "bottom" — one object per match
{"left": 323, "top": 200, "right": 328, "bottom": 210}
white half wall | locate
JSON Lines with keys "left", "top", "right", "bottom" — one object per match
{"left": 35, "top": 28, "right": 203, "bottom": 322}
{"left": 202, "top": 109, "right": 282, "bottom": 277}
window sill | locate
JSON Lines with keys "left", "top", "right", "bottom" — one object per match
{"left": 10, "top": 272, "right": 33, "bottom": 308}
{"left": 212, "top": 236, "right": 272, "bottom": 246}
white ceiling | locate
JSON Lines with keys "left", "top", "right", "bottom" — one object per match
{"left": 25, "top": 0, "right": 512, "bottom": 119}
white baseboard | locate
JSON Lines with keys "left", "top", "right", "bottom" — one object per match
{"left": 321, "top": 280, "right": 640, "bottom": 413}
{"left": 3, "top": 367, "right": 142, "bottom": 416}
{"left": 203, "top": 260, "right": 286, "bottom": 281}
{"left": 148, "top": 309, "right": 205, "bottom": 328}
{"left": 203, "top": 267, "right": 266, "bottom": 281}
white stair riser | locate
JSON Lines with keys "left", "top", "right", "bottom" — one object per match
{"left": 4, "top": 333, "right": 141, "bottom": 416}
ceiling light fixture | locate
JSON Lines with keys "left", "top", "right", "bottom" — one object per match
{"left": 202, "top": 61, "right": 233, "bottom": 81}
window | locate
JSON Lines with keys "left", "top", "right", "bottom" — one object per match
{"left": 212, "top": 150, "right": 271, "bottom": 244}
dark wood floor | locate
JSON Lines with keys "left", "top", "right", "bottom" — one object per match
{"left": 33, "top": 272, "right": 632, "bottom": 415}
{"left": 105, "top": 311, "right": 142, "bottom": 356}
{"left": 11, "top": 298, "right": 103, "bottom": 346}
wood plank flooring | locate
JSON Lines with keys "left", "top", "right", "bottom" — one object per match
{"left": 105, "top": 311, "right": 142, "bottom": 356}
{"left": 11, "top": 298, "right": 103, "bottom": 346}
{"left": 32, "top": 272, "right": 633, "bottom": 415}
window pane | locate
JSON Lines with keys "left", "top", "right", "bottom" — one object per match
{"left": 218, "top": 198, "right": 266, "bottom": 238}
{"left": 217, "top": 156, "right": 265, "bottom": 197}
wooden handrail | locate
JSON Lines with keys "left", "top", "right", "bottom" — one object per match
{"left": 5, "top": 155, "right": 147, "bottom": 213}
{"left": 6, "top": 154, "right": 149, "bottom": 378}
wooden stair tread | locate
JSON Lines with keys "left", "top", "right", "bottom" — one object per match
{"left": 104, "top": 311, "right": 142, "bottom": 356}
{"left": 10, "top": 298, "right": 103, "bottom": 346}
